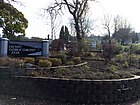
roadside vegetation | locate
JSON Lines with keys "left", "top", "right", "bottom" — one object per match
{"left": 1, "top": 0, "right": 140, "bottom": 80}
{"left": 1, "top": 40, "right": 140, "bottom": 80}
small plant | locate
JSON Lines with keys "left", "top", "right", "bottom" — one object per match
{"left": 110, "top": 65, "right": 118, "bottom": 71}
{"left": 128, "top": 54, "right": 137, "bottom": 64}
{"left": 65, "top": 61, "right": 75, "bottom": 65}
{"left": 48, "top": 58, "right": 62, "bottom": 66}
{"left": 0, "top": 57, "right": 9, "bottom": 66}
{"left": 24, "top": 57, "right": 35, "bottom": 64}
{"left": 96, "top": 43, "right": 102, "bottom": 50}
{"left": 123, "top": 47, "right": 129, "bottom": 52}
{"left": 38, "top": 59, "right": 52, "bottom": 67}
{"left": 0, "top": 57, "right": 24, "bottom": 68}
{"left": 83, "top": 52, "right": 95, "bottom": 57}
{"left": 122, "top": 61, "right": 129, "bottom": 68}
{"left": 113, "top": 45, "right": 122, "bottom": 54}
{"left": 72, "top": 57, "right": 81, "bottom": 64}
{"left": 54, "top": 52, "right": 67, "bottom": 63}
{"left": 115, "top": 54, "right": 124, "bottom": 62}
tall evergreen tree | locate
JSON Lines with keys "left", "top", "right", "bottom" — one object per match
{"left": 65, "top": 26, "right": 69, "bottom": 43}
{"left": 59, "top": 25, "right": 64, "bottom": 39}
{"left": 59, "top": 25, "right": 71, "bottom": 43}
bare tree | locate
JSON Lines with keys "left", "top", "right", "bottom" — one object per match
{"left": 102, "top": 14, "right": 113, "bottom": 38}
{"left": 47, "top": 0, "right": 95, "bottom": 42}
{"left": 113, "top": 15, "right": 132, "bottom": 44}
{"left": 69, "top": 18, "right": 76, "bottom": 36}
{"left": 113, "top": 15, "right": 122, "bottom": 36}
{"left": 69, "top": 13, "right": 95, "bottom": 38}
{"left": 80, "top": 14, "right": 95, "bottom": 37}
{"left": 102, "top": 14, "right": 113, "bottom": 62}
{"left": 47, "top": 9, "right": 61, "bottom": 40}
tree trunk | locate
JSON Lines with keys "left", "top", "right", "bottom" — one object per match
{"left": 74, "top": 17, "right": 82, "bottom": 42}
{"left": 73, "top": 16, "right": 83, "bottom": 53}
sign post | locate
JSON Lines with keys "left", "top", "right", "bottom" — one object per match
{"left": 0, "top": 38, "right": 9, "bottom": 57}
{"left": 42, "top": 40, "right": 49, "bottom": 57}
{"left": 0, "top": 38, "right": 49, "bottom": 57}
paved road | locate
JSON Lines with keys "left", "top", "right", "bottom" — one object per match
{"left": 0, "top": 95, "right": 140, "bottom": 105}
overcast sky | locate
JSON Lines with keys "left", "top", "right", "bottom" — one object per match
{"left": 12, "top": 0, "right": 140, "bottom": 38}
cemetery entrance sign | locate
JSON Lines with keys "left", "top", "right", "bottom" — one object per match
{"left": 0, "top": 38, "right": 49, "bottom": 57}
{"left": 8, "top": 41, "right": 43, "bottom": 57}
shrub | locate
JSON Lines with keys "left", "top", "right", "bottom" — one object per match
{"left": 0, "top": 57, "right": 9, "bottom": 66}
{"left": 54, "top": 52, "right": 67, "bottom": 63}
{"left": 127, "top": 44, "right": 137, "bottom": 54}
{"left": 122, "top": 61, "right": 129, "bottom": 68}
{"left": 96, "top": 43, "right": 102, "bottom": 50}
{"left": 65, "top": 61, "right": 75, "bottom": 65}
{"left": 124, "top": 47, "right": 129, "bottom": 52}
{"left": 48, "top": 58, "right": 62, "bottom": 66}
{"left": 110, "top": 65, "right": 118, "bottom": 71}
{"left": 83, "top": 52, "right": 95, "bottom": 57}
{"left": 82, "top": 52, "right": 90, "bottom": 57}
{"left": 113, "top": 45, "right": 122, "bottom": 54}
{"left": 128, "top": 54, "right": 137, "bottom": 64}
{"left": 51, "top": 39, "right": 64, "bottom": 51}
{"left": 24, "top": 57, "right": 35, "bottom": 64}
{"left": 115, "top": 54, "right": 124, "bottom": 62}
{"left": 135, "top": 49, "right": 140, "bottom": 54}
{"left": 0, "top": 57, "right": 24, "bottom": 67}
{"left": 82, "top": 39, "right": 92, "bottom": 52}
{"left": 38, "top": 59, "right": 52, "bottom": 67}
{"left": 134, "top": 44, "right": 140, "bottom": 54}
{"left": 72, "top": 57, "right": 81, "bottom": 64}
{"left": 68, "top": 45, "right": 78, "bottom": 57}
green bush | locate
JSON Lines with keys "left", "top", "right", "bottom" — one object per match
{"left": 38, "top": 59, "right": 52, "bottom": 67}
{"left": 96, "top": 43, "right": 102, "bottom": 50}
{"left": 110, "top": 65, "right": 118, "bottom": 71}
{"left": 0, "top": 57, "right": 24, "bottom": 67}
{"left": 128, "top": 54, "right": 137, "bottom": 64}
{"left": 65, "top": 61, "right": 75, "bottom": 65}
{"left": 113, "top": 45, "right": 122, "bottom": 54}
{"left": 122, "top": 61, "right": 129, "bottom": 68}
{"left": 135, "top": 44, "right": 140, "bottom": 54}
{"left": 24, "top": 57, "right": 35, "bottom": 64}
{"left": 48, "top": 58, "right": 62, "bottom": 66}
{"left": 54, "top": 52, "right": 67, "bottom": 63}
{"left": 129, "top": 44, "right": 138, "bottom": 54}
{"left": 83, "top": 52, "right": 95, "bottom": 57}
{"left": 72, "top": 57, "right": 81, "bottom": 64}
{"left": 124, "top": 47, "right": 129, "bottom": 52}
{"left": 115, "top": 54, "right": 124, "bottom": 62}
{"left": 82, "top": 39, "right": 92, "bottom": 52}
{"left": 111, "top": 40, "right": 122, "bottom": 54}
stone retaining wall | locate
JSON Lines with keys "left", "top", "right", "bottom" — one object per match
{"left": 0, "top": 74, "right": 140, "bottom": 104}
